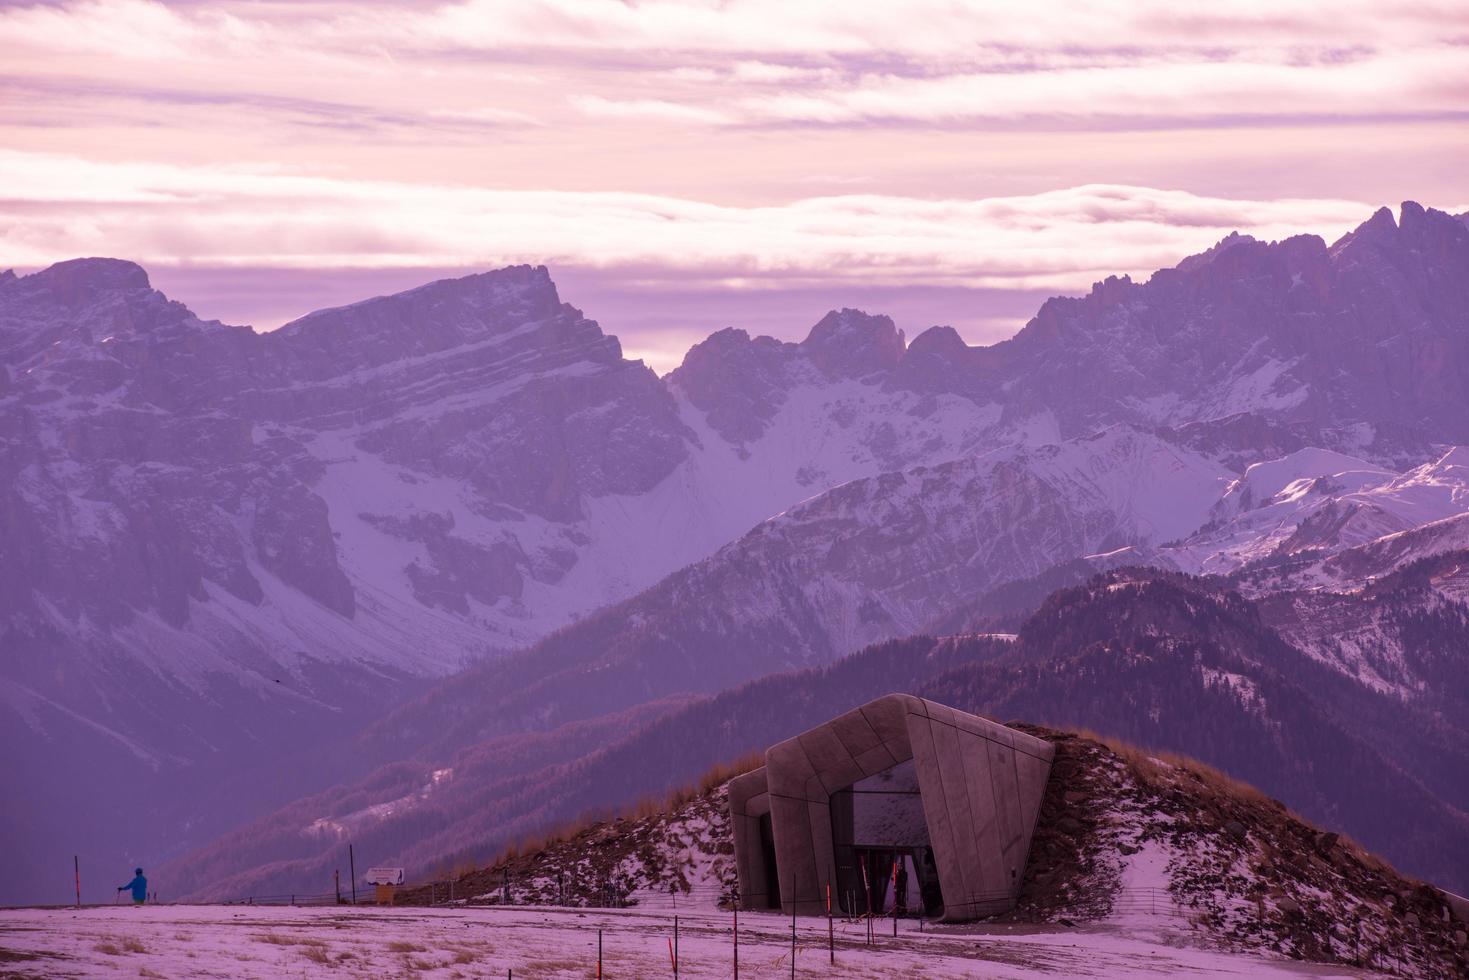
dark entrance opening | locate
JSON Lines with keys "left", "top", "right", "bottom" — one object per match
{"left": 758, "top": 811, "right": 781, "bottom": 910}
{"left": 830, "top": 759, "right": 943, "bottom": 918}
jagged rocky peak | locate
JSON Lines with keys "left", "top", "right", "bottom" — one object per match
{"left": 271, "top": 264, "right": 616, "bottom": 379}
{"left": 905, "top": 324, "right": 968, "bottom": 358}
{"left": 1173, "top": 230, "right": 1259, "bottom": 273}
{"left": 0, "top": 258, "right": 219, "bottom": 370}
{"left": 668, "top": 308, "right": 908, "bottom": 444}
{"left": 1, "top": 258, "right": 159, "bottom": 333}
{"left": 20, "top": 256, "right": 152, "bottom": 297}
{"left": 283, "top": 263, "right": 565, "bottom": 332}
{"left": 1333, "top": 200, "right": 1469, "bottom": 256}
{"left": 667, "top": 326, "right": 793, "bottom": 443}
{"left": 800, "top": 307, "right": 906, "bottom": 378}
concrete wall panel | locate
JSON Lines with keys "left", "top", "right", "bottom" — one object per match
{"left": 956, "top": 726, "right": 1005, "bottom": 903}
{"left": 797, "top": 724, "right": 863, "bottom": 796}
{"left": 987, "top": 740, "right": 1025, "bottom": 878}
{"left": 930, "top": 717, "right": 984, "bottom": 913}
{"left": 852, "top": 741, "right": 901, "bottom": 776}
{"left": 861, "top": 695, "right": 915, "bottom": 749}
{"left": 828, "top": 707, "right": 884, "bottom": 759}
{"left": 728, "top": 769, "right": 771, "bottom": 911}
{"left": 730, "top": 694, "right": 1054, "bottom": 922}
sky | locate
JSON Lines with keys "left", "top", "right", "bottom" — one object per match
{"left": 2, "top": 1, "right": 1467, "bottom": 372}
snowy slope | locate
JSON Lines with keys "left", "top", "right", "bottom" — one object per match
{"left": 1166, "top": 446, "right": 1469, "bottom": 574}
{"left": 0, "top": 903, "right": 1402, "bottom": 979}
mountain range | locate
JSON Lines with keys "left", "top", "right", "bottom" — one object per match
{"left": 4, "top": 201, "right": 1468, "bottom": 905}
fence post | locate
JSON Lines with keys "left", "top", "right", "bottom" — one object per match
{"left": 74, "top": 856, "right": 81, "bottom": 909}
{"left": 892, "top": 862, "right": 899, "bottom": 938}
{"left": 335, "top": 870, "right": 341, "bottom": 905}
{"left": 790, "top": 906, "right": 796, "bottom": 980}
{"left": 674, "top": 914, "right": 679, "bottom": 977}
{"left": 597, "top": 928, "right": 603, "bottom": 979}
{"left": 733, "top": 907, "right": 739, "bottom": 980}
{"left": 349, "top": 844, "right": 357, "bottom": 905}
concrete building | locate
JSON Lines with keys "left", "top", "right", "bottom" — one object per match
{"left": 729, "top": 694, "right": 1055, "bottom": 922}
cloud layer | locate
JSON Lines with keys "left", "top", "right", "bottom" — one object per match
{"left": 1, "top": 150, "right": 1383, "bottom": 292}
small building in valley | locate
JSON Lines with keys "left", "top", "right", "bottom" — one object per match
{"left": 728, "top": 694, "right": 1054, "bottom": 922}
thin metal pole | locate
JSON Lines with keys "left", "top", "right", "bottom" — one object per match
{"left": 674, "top": 914, "right": 679, "bottom": 977}
{"left": 74, "top": 855, "right": 80, "bottom": 909}
{"left": 733, "top": 907, "right": 739, "bottom": 980}
{"left": 892, "top": 859, "right": 898, "bottom": 939}
{"left": 790, "top": 906, "right": 796, "bottom": 980}
{"left": 348, "top": 845, "right": 357, "bottom": 905}
{"left": 598, "top": 928, "right": 603, "bottom": 979}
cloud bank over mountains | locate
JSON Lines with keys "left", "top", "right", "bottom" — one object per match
{"left": 4, "top": 1, "right": 1466, "bottom": 365}
{"left": 0, "top": 151, "right": 1375, "bottom": 288}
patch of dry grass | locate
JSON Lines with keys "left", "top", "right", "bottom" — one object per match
{"left": 93, "top": 940, "right": 121, "bottom": 955}
{"left": 254, "top": 932, "right": 326, "bottom": 948}
{"left": 387, "top": 940, "right": 426, "bottom": 953}
{"left": 121, "top": 937, "right": 147, "bottom": 954}
{"left": 480, "top": 750, "right": 760, "bottom": 871}
{"left": 300, "top": 945, "right": 332, "bottom": 964}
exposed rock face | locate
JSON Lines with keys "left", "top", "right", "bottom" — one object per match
{"left": 0, "top": 262, "right": 691, "bottom": 903}
{"left": 876, "top": 204, "right": 1469, "bottom": 462}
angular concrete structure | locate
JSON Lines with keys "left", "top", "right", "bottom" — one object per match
{"left": 729, "top": 694, "right": 1054, "bottom": 922}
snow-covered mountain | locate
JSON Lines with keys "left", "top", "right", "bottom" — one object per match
{"left": 6, "top": 200, "right": 1469, "bottom": 905}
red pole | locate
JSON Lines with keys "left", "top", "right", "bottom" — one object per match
{"left": 74, "top": 855, "right": 80, "bottom": 908}
{"left": 860, "top": 861, "right": 873, "bottom": 945}
{"left": 827, "top": 882, "right": 834, "bottom": 965}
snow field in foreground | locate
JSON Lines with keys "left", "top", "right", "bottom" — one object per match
{"left": 3, "top": 903, "right": 1385, "bottom": 978}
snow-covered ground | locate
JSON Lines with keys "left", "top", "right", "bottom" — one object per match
{"left": 4, "top": 903, "right": 1389, "bottom": 978}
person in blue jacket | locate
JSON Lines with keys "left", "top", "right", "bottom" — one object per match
{"left": 118, "top": 868, "right": 147, "bottom": 904}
